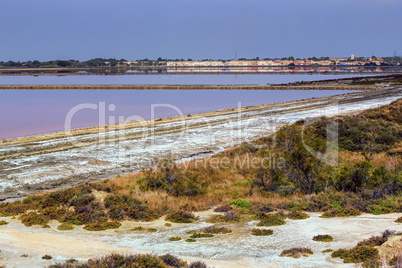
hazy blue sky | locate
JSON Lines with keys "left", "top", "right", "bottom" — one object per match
{"left": 0, "top": 0, "right": 401, "bottom": 61}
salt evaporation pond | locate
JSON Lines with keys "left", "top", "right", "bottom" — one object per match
{"left": 0, "top": 88, "right": 401, "bottom": 196}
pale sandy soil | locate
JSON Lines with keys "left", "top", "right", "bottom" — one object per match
{"left": 0, "top": 212, "right": 401, "bottom": 268}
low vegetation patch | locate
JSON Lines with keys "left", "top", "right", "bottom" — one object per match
{"left": 199, "top": 226, "right": 232, "bottom": 234}
{"left": 251, "top": 228, "right": 273, "bottom": 236}
{"left": 165, "top": 211, "right": 199, "bottom": 223}
{"left": 213, "top": 205, "right": 231, "bottom": 212}
{"left": 57, "top": 223, "right": 74, "bottom": 231}
{"left": 389, "top": 256, "right": 398, "bottom": 267}
{"left": 19, "top": 212, "right": 49, "bottom": 227}
{"left": 322, "top": 249, "right": 333, "bottom": 253}
{"left": 131, "top": 226, "right": 145, "bottom": 231}
{"left": 190, "top": 233, "right": 214, "bottom": 238}
{"left": 42, "top": 255, "right": 52, "bottom": 260}
{"left": 168, "top": 236, "right": 182, "bottom": 241}
{"left": 280, "top": 247, "right": 313, "bottom": 258}
{"left": 287, "top": 211, "right": 310, "bottom": 220}
{"left": 395, "top": 216, "right": 402, "bottom": 223}
{"left": 0, "top": 220, "right": 8, "bottom": 225}
{"left": 136, "top": 160, "right": 207, "bottom": 197}
{"left": 160, "top": 254, "right": 188, "bottom": 268}
{"left": 256, "top": 213, "right": 286, "bottom": 227}
{"left": 331, "top": 230, "right": 395, "bottom": 265}
{"left": 313, "top": 235, "right": 333, "bottom": 242}
{"left": 185, "top": 238, "right": 197, "bottom": 242}
{"left": 321, "top": 207, "right": 361, "bottom": 218}
{"left": 206, "top": 211, "right": 243, "bottom": 223}
{"left": 147, "top": 228, "right": 157, "bottom": 233}
{"left": 49, "top": 253, "right": 205, "bottom": 268}
{"left": 229, "top": 199, "right": 252, "bottom": 208}
{"left": 83, "top": 221, "right": 121, "bottom": 231}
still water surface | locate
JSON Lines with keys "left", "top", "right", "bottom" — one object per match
{"left": 0, "top": 89, "right": 359, "bottom": 139}
{"left": 0, "top": 73, "right": 378, "bottom": 85}
{"left": 0, "top": 74, "right": 369, "bottom": 139}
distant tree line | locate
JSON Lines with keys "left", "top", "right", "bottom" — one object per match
{"left": 0, "top": 58, "right": 128, "bottom": 68}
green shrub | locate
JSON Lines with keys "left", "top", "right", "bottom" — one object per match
{"left": 41, "top": 224, "right": 51, "bottom": 228}
{"left": 232, "top": 179, "right": 251, "bottom": 186}
{"left": 185, "top": 239, "right": 197, "bottom": 242}
{"left": 366, "top": 204, "right": 394, "bottom": 215}
{"left": 166, "top": 211, "right": 199, "bottom": 223}
{"left": 52, "top": 253, "right": 169, "bottom": 268}
{"left": 0, "top": 220, "right": 8, "bottom": 225}
{"left": 332, "top": 247, "right": 379, "bottom": 263}
{"left": 68, "top": 193, "right": 95, "bottom": 207}
{"left": 213, "top": 205, "right": 231, "bottom": 212}
{"left": 51, "top": 253, "right": 185, "bottom": 268}
{"left": 165, "top": 223, "right": 172, "bottom": 227}
{"left": 115, "top": 254, "right": 166, "bottom": 268}
{"left": 42, "top": 255, "right": 52, "bottom": 260}
{"left": 136, "top": 177, "right": 147, "bottom": 184}
{"left": 160, "top": 254, "right": 187, "bottom": 268}
{"left": 0, "top": 200, "right": 32, "bottom": 217}
{"left": 256, "top": 213, "right": 286, "bottom": 227}
{"left": 190, "top": 233, "right": 214, "bottom": 238}
{"left": 19, "top": 212, "right": 49, "bottom": 227}
{"left": 147, "top": 228, "right": 157, "bottom": 233}
{"left": 66, "top": 202, "right": 107, "bottom": 225}
{"left": 313, "top": 235, "right": 333, "bottom": 242}
{"left": 189, "top": 261, "right": 208, "bottom": 268}
{"left": 169, "top": 237, "right": 182, "bottom": 241}
{"left": 104, "top": 194, "right": 153, "bottom": 221}
{"left": 199, "top": 226, "right": 232, "bottom": 234}
{"left": 206, "top": 211, "right": 243, "bottom": 223}
{"left": 65, "top": 258, "right": 77, "bottom": 264}
{"left": 330, "top": 231, "right": 394, "bottom": 264}
{"left": 138, "top": 164, "right": 206, "bottom": 197}
{"left": 83, "top": 221, "right": 121, "bottom": 231}
{"left": 389, "top": 256, "right": 398, "bottom": 266}
{"left": 57, "top": 223, "right": 74, "bottom": 231}
{"left": 287, "top": 211, "right": 310, "bottom": 220}
{"left": 280, "top": 247, "right": 313, "bottom": 258}
{"left": 321, "top": 207, "right": 361, "bottom": 218}
{"left": 131, "top": 226, "right": 145, "bottom": 231}
{"left": 251, "top": 228, "right": 273, "bottom": 236}
{"left": 322, "top": 249, "right": 333, "bottom": 253}
{"left": 230, "top": 199, "right": 252, "bottom": 208}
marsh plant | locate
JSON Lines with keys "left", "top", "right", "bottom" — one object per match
{"left": 165, "top": 211, "right": 199, "bottom": 223}
{"left": 251, "top": 228, "right": 274, "bottom": 236}
{"left": 332, "top": 230, "right": 396, "bottom": 265}
{"left": 280, "top": 247, "right": 313, "bottom": 258}
{"left": 313, "top": 235, "right": 333, "bottom": 242}
{"left": 49, "top": 253, "right": 208, "bottom": 268}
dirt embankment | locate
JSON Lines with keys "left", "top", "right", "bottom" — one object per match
{"left": 0, "top": 84, "right": 379, "bottom": 90}
{"left": 0, "top": 86, "right": 399, "bottom": 160}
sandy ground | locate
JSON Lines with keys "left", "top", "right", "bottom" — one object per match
{"left": 0, "top": 212, "right": 401, "bottom": 267}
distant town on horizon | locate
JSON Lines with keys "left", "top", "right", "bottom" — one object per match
{"left": 1, "top": 54, "right": 402, "bottom": 68}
